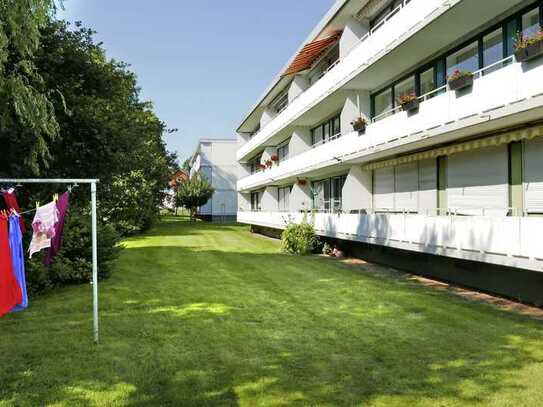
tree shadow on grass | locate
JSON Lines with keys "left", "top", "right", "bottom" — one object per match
{"left": 1, "top": 245, "right": 543, "bottom": 406}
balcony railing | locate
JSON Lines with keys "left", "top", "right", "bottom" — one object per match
{"left": 237, "top": 210, "right": 543, "bottom": 270}
{"left": 238, "top": 53, "right": 543, "bottom": 192}
{"left": 237, "top": 0, "right": 443, "bottom": 161}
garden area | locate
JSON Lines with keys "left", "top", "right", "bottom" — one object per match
{"left": 1, "top": 217, "right": 542, "bottom": 406}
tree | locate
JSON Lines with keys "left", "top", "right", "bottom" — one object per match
{"left": 175, "top": 173, "right": 215, "bottom": 221}
{"left": 0, "top": 0, "right": 60, "bottom": 175}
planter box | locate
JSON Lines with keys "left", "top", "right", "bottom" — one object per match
{"left": 448, "top": 74, "right": 474, "bottom": 91}
{"left": 353, "top": 123, "right": 366, "bottom": 134}
{"left": 515, "top": 40, "right": 543, "bottom": 63}
{"left": 401, "top": 99, "right": 419, "bottom": 112}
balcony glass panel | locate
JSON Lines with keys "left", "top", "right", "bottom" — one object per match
{"left": 447, "top": 41, "right": 479, "bottom": 76}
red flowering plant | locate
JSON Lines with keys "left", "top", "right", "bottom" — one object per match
{"left": 258, "top": 163, "right": 266, "bottom": 170}
{"left": 265, "top": 159, "right": 273, "bottom": 168}
{"left": 270, "top": 154, "right": 279, "bottom": 162}
{"left": 447, "top": 69, "right": 473, "bottom": 82}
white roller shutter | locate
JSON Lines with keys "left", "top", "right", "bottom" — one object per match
{"left": 373, "top": 167, "right": 394, "bottom": 210}
{"left": 524, "top": 137, "right": 543, "bottom": 213}
{"left": 394, "top": 163, "right": 419, "bottom": 212}
{"left": 418, "top": 159, "right": 438, "bottom": 215}
{"left": 447, "top": 145, "right": 508, "bottom": 216}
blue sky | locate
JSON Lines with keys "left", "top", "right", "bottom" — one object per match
{"left": 58, "top": 0, "right": 334, "bottom": 163}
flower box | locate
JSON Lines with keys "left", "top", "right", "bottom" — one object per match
{"left": 350, "top": 117, "right": 367, "bottom": 134}
{"left": 448, "top": 71, "right": 474, "bottom": 91}
{"left": 515, "top": 39, "right": 543, "bottom": 62}
{"left": 398, "top": 92, "right": 419, "bottom": 112}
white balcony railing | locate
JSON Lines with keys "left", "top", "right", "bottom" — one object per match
{"left": 238, "top": 55, "right": 543, "bottom": 191}
{"left": 237, "top": 211, "right": 543, "bottom": 270}
{"left": 237, "top": 0, "right": 447, "bottom": 161}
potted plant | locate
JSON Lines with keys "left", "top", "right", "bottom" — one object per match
{"left": 297, "top": 179, "right": 307, "bottom": 186}
{"left": 398, "top": 92, "right": 419, "bottom": 112}
{"left": 350, "top": 117, "right": 367, "bottom": 134}
{"left": 265, "top": 159, "right": 273, "bottom": 168}
{"left": 258, "top": 163, "right": 266, "bottom": 171}
{"left": 448, "top": 70, "right": 474, "bottom": 91}
{"left": 514, "top": 31, "right": 543, "bottom": 63}
{"left": 270, "top": 154, "right": 279, "bottom": 162}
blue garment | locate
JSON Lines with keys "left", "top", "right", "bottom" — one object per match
{"left": 9, "top": 214, "right": 28, "bottom": 311}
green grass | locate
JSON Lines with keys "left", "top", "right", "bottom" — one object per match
{"left": 1, "top": 216, "right": 543, "bottom": 406}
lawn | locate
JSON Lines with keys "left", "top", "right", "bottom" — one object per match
{"left": 1, "top": 217, "right": 542, "bottom": 406}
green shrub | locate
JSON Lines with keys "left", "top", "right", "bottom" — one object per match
{"left": 281, "top": 221, "right": 318, "bottom": 255}
{"left": 25, "top": 210, "right": 122, "bottom": 296}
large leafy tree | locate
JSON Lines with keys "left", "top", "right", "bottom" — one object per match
{"left": 176, "top": 173, "right": 215, "bottom": 221}
{"left": 0, "top": 0, "right": 60, "bottom": 174}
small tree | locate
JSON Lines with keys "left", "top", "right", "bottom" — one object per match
{"left": 175, "top": 173, "right": 215, "bottom": 221}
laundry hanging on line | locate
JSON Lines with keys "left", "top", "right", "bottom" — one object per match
{"left": 0, "top": 213, "right": 23, "bottom": 317}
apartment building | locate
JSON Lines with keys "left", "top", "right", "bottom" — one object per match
{"left": 190, "top": 139, "right": 238, "bottom": 222}
{"left": 236, "top": 0, "right": 543, "bottom": 304}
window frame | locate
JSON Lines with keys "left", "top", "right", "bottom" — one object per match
{"left": 311, "top": 112, "right": 342, "bottom": 146}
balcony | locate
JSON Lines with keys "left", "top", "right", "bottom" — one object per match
{"left": 237, "top": 0, "right": 448, "bottom": 162}
{"left": 238, "top": 55, "right": 543, "bottom": 192}
{"left": 237, "top": 211, "right": 543, "bottom": 271}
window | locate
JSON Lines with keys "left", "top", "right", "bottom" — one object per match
{"left": 311, "top": 114, "right": 341, "bottom": 146}
{"left": 312, "top": 175, "right": 346, "bottom": 211}
{"left": 419, "top": 67, "right": 435, "bottom": 96}
{"left": 250, "top": 192, "right": 261, "bottom": 211}
{"left": 272, "top": 92, "right": 288, "bottom": 114}
{"left": 483, "top": 28, "right": 504, "bottom": 74}
{"left": 522, "top": 7, "right": 541, "bottom": 38}
{"left": 278, "top": 187, "right": 291, "bottom": 212}
{"left": 446, "top": 41, "right": 479, "bottom": 77}
{"left": 277, "top": 141, "right": 289, "bottom": 162}
{"left": 373, "top": 88, "right": 393, "bottom": 118}
{"left": 394, "top": 75, "right": 416, "bottom": 102}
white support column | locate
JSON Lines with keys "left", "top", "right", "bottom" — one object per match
{"left": 237, "top": 192, "right": 252, "bottom": 212}
{"left": 290, "top": 182, "right": 312, "bottom": 212}
{"left": 260, "top": 107, "right": 276, "bottom": 129}
{"left": 340, "top": 17, "right": 370, "bottom": 59}
{"left": 261, "top": 186, "right": 279, "bottom": 212}
{"left": 288, "top": 75, "right": 309, "bottom": 103}
{"left": 341, "top": 90, "right": 371, "bottom": 136}
{"left": 342, "top": 166, "right": 373, "bottom": 213}
{"left": 288, "top": 127, "right": 312, "bottom": 157}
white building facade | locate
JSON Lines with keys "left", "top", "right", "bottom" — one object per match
{"left": 236, "top": 0, "right": 543, "bottom": 304}
{"left": 191, "top": 139, "right": 238, "bottom": 222}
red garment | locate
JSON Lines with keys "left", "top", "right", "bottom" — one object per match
{"left": 0, "top": 216, "right": 22, "bottom": 317}
{"left": 2, "top": 191, "right": 26, "bottom": 233}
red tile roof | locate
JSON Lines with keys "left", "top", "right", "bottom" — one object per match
{"left": 282, "top": 31, "right": 342, "bottom": 77}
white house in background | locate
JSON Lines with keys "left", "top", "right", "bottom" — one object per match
{"left": 236, "top": 0, "right": 543, "bottom": 304}
{"left": 190, "top": 138, "right": 238, "bottom": 222}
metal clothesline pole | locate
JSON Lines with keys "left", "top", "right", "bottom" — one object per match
{"left": 0, "top": 178, "right": 100, "bottom": 344}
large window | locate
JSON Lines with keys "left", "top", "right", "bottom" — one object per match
{"left": 371, "top": 2, "right": 543, "bottom": 120}
{"left": 311, "top": 114, "right": 341, "bottom": 146}
{"left": 446, "top": 41, "right": 479, "bottom": 77}
{"left": 483, "top": 28, "right": 504, "bottom": 74}
{"left": 250, "top": 192, "right": 261, "bottom": 211}
{"left": 277, "top": 141, "right": 289, "bottom": 163}
{"left": 312, "top": 175, "right": 347, "bottom": 211}
{"left": 277, "top": 187, "right": 291, "bottom": 212}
